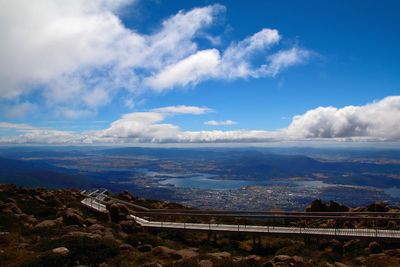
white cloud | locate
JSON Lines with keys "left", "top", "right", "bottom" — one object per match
{"left": 0, "top": 122, "right": 35, "bottom": 130}
{"left": 286, "top": 96, "right": 400, "bottom": 141}
{"left": 259, "top": 47, "right": 312, "bottom": 77}
{"left": 1, "top": 96, "right": 399, "bottom": 144}
{"left": 83, "top": 88, "right": 110, "bottom": 108}
{"left": 1, "top": 102, "right": 38, "bottom": 118}
{"left": 145, "top": 29, "right": 311, "bottom": 90}
{"left": 145, "top": 49, "right": 221, "bottom": 91}
{"left": 204, "top": 120, "right": 237, "bottom": 126}
{"left": 93, "top": 113, "right": 179, "bottom": 142}
{"left": 152, "top": 105, "right": 211, "bottom": 115}
{"left": 0, "top": 2, "right": 311, "bottom": 118}
{"left": 219, "top": 28, "right": 281, "bottom": 78}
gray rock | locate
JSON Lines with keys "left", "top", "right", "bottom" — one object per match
{"left": 52, "top": 247, "right": 69, "bottom": 256}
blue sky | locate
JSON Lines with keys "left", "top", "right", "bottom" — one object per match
{"left": 0, "top": 0, "right": 399, "bottom": 145}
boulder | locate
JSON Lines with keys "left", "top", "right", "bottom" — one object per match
{"left": 349, "top": 207, "right": 366, "bottom": 212}
{"left": 199, "top": 260, "right": 213, "bottom": 267}
{"left": 334, "top": 262, "right": 349, "bottom": 267}
{"left": 139, "top": 263, "right": 163, "bottom": 267}
{"left": 233, "top": 255, "right": 263, "bottom": 265}
{"left": 292, "top": 256, "right": 305, "bottom": 266}
{"left": 368, "top": 241, "right": 382, "bottom": 254}
{"left": 119, "top": 220, "right": 139, "bottom": 233}
{"left": 175, "top": 249, "right": 199, "bottom": 259}
{"left": 88, "top": 223, "right": 106, "bottom": 232}
{"left": 21, "top": 214, "right": 38, "bottom": 224}
{"left": 138, "top": 244, "right": 153, "bottom": 252}
{"left": 354, "top": 256, "right": 367, "bottom": 265}
{"left": 84, "top": 218, "right": 97, "bottom": 226}
{"left": 263, "top": 261, "right": 274, "bottom": 267}
{"left": 33, "top": 195, "right": 46, "bottom": 204}
{"left": 120, "top": 243, "right": 134, "bottom": 251}
{"left": 207, "top": 251, "right": 231, "bottom": 260}
{"left": 343, "top": 239, "right": 363, "bottom": 253}
{"left": 34, "top": 219, "right": 59, "bottom": 229}
{"left": 305, "top": 199, "right": 325, "bottom": 212}
{"left": 274, "top": 255, "right": 293, "bottom": 263}
{"left": 52, "top": 247, "right": 69, "bottom": 256}
{"left": 0, "top": 202, "right": 23, "bottom": 216}
{"left": 63, "top": 231, "right": 102, "bottom": 239}
{"left": 325, "top": 239, "right": 343, "bottom": 255}
{"left": 152, "top": 246, "right": 182, "bottom": 260}
{"left": 63, "top": 209, "right": 84, "bottom": 226}
{"left": 109, "top": 203, "right": 130, "bottom": 222}
{"left": 367, "top": 202, "right": 389, "bottom": 212}
{"left": 325, "top": 201, "right": 349, "bottom": 212}
{"left": 118, "top": 191, "right": 135, "bottom": 201}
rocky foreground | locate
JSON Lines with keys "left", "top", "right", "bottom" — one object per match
{"left": 1, "top": 184, "right": 400, "bottom": 267}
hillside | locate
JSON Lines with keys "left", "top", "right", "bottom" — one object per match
{"left": 1, "top": 184, "right": 400, "bottom": 267}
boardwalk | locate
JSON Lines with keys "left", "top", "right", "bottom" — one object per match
{"left": 80, "top": 189, "right": 400, "bottom": 240}
{"left": 130, "top": 215, "right": 400, "bottom": 239}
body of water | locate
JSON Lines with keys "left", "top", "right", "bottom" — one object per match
{"left": 159, "top": 175, "right": 254, "bottom": 190}
{"left": 135, "top": 168, "right": 400, "bottom": 198}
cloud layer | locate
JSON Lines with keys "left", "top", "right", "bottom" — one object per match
{"left": 0, "top": 1, "right": 311, "bottom": 118}
{"left": 204, "top": 120, "right": 237, "bottom": 126}
{"left": 1, "top": 96, "right": 399, "bottom": 144}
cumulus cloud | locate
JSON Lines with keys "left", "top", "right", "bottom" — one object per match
{"left": 286, "top": 96, "right": 400, "bottom": 141}
{"left": 1, "top": 96, "right": 399, "bottom": 144}
{"left": 0, "top": 1, "right": 311, "bottom": 118}
{"left": 204, "top": 120, "right": 237, "bottom": 126}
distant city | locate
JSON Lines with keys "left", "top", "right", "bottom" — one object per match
{"left": 1, "top": 146, "right": 399, "bottom": 211}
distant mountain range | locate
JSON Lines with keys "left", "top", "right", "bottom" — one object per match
{"left": 0, "top": 146, "right": 400, "bottom": 190}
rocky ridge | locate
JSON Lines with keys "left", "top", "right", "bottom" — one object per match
{"left": 1, "top": 185, "right": 400, "bottom": 266}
